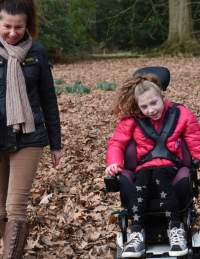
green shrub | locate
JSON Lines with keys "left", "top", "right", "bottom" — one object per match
{"left": 54, "top": 78, "right": 66, "bottom": 95}
{"left": 54, "top": 80, "right": 91, "bottom": 95}
{"left": 38, "top": 0, "right": 77, "bottom": 57}
{"left": 55, "top": 85, "right": 64, "bottom": 95}
{"left": 38, "top": 0, "right": 96, "bottom": 57}
{"left": 64, "top": 81, "right": 91, "bottom": 94}
{"left": 54, "top": 79, "right": 66, "bottom": 85}
{"left": 96, "top": 81, "right": 116, "bottom": 91}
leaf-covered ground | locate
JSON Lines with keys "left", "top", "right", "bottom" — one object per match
{"left": 24, "top": 57, "right": 200, "bottom": 258}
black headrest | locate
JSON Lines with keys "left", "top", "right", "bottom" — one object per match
{"left": 133, "top": 66, "right": 170, "bottom": 91}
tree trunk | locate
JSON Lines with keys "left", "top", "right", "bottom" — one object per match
{"left": 164, "top": 0, "right": 200, "bottom": 53}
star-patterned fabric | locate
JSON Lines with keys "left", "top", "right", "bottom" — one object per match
{"left": 131, "top": 167, "right": 180, "bottom": 226}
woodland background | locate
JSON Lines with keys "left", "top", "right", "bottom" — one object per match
{"left": 22, "top": 0, "right": 200, "bottom": 258}
{"left": 37, "top": 0, "right": 200, "bottom": 58}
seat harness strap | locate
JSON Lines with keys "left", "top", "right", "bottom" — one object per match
{"left": 135, "top": 105, "right": 182, "bottom": 166}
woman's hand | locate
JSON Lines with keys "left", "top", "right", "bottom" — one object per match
{"left": 51, "top": 150, "right": 62, "bottom": 168}
{"left": 105, "top": 163, "right": 122, "bottom": 176}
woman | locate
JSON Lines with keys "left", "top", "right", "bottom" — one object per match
{"left": 0, "top": 0, "right": 62, "bottom": 258}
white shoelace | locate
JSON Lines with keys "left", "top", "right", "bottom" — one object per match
{"left": 169, "top": 227, "right": 185, "bottom": 246}
{"left": 125, "top": 232, "right": 144, "bottom": 248}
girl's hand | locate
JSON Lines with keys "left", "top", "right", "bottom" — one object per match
{"left": 105, "top": 163, "right": 122, "bottom": 176}
{"left": 51, "top": 150, "right": 62, "bottom": 168}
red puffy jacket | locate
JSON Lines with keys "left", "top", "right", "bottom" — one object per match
{"left": 106, "top": 99, "right": 200, "bottom": 172}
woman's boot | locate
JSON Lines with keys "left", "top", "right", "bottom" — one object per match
{"left": 3, "top": 220, "right": 28, "bottom": 259}
{"left": 0, "top": 218, "right": 6, "bottom": 239}
{"left": 0, "top": 218, "right": 6, "bottom": 256}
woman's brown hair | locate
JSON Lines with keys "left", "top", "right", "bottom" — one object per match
{"left": 114, "top": 73, "right": 162, "bottom": 117}
{"left": 0, "top": 0, "right": 38, "bottom": 38}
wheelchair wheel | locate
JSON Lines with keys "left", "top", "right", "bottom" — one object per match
{"left": 121, "top": 215, "right": 128, "bottom": 243}
{"left": 192, "top": 249, "right": 200, "bottom": 259}
{"left": 118, "top": 211, "right": 128, "bottom": 244}
{"left": 180, "top": 250, "right": 198, "bottom": 259}
{"left": 116, "top": 245, "right": 122, "bottom": 259}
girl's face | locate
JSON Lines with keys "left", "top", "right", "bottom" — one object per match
{"left": 137, "top": 88, "right": 164, "bottom": 120}
{"left": 0, "top": 10, "right": 27, "bottom": 45}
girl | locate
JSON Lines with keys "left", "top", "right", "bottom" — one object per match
{"left": 0, "top": 0, "right": 61, "bottom": 258}
{"left": 106, "top": 73, "right": 200, "bottom": 258}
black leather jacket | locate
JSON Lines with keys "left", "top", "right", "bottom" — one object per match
{"left": 0, "top": 42, "right": 61, "bottom": 152}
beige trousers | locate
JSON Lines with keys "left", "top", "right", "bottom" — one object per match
{"left": 0, "top": 147, "right": 43, "bottom": 221}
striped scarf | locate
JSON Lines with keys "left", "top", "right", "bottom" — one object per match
{"left": 0, "top": 36, "right": 35, "bottom": 133}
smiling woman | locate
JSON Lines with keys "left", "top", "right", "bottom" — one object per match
{"left": 0, "top": 1, "right": 62, "bottom": 258}
{"left": 0, "top": 11, "right": 27, "bottom": 45}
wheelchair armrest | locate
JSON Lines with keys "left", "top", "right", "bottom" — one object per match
{"left": 104, "top": 175, "right": 120, "bottom": 192}
{"left": 191, "top": 160, "right": 200, "bottom": 193}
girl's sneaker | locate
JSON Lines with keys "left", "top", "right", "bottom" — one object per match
{"left": 121, "top": 227, "right": 145, "bottom": 258}
{"left": 168, "top": 222, "right": 188, "bottom": 256}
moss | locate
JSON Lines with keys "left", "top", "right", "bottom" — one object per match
{"left": 155, "top": 39, "right": 200, "bottom": 56}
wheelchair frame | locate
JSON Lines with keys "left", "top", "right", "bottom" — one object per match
{"left": 104, "top": 65, "right": 200, "bottom": 258}
{"left": 104, "top": 160, "right": 200, "bottom": 259}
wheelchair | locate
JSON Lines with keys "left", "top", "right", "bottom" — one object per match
{"left": 104, "top": 67, "right": 200, "bottom": 259}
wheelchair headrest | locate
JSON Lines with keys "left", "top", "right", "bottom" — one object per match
{"left": 133, "top": 66, "right": 170, "bottom": 91}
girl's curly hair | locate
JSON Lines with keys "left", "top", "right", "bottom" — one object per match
{"left": 114, "top": 73, "right": 162, "bottom": 117}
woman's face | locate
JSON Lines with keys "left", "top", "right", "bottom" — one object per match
{"left": 137, "top": 88, "right": 164, "bottom": 120}
{"left": 0, "top": 10, "right": 27, "bottom": 45}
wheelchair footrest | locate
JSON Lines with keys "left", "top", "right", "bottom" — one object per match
{"left": 146, "top": 244, "right": 170, "bottom": 256}
{"left": 192, "top": 231, "right": 200, "bottom": 247}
